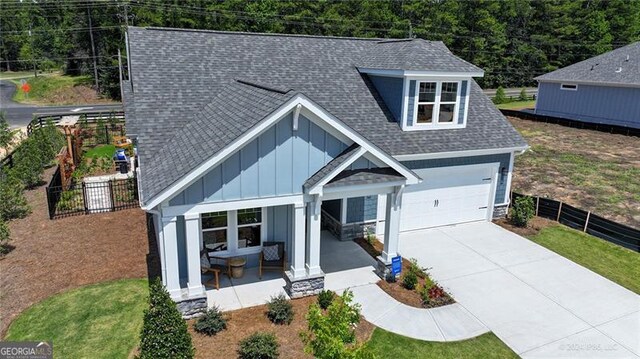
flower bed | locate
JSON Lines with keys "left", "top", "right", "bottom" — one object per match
{"left": 354, "top": 237, "right": 454, "bottom": 309}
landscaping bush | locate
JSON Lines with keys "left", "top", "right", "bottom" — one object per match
{"left": 518, "top": 87, "right": 528, "bottom": 101}
{"left": 510, "top": 196, "right": 535, "bottom": 228}
{"left": 266, "top": 293, "right": 294, "bottom": 325}
{"left": 193, "top": 306, "right": 227, "bottom": 336}
{"left": 402, "top": 270, "right": 418, "bottom": 290}
{"left": 493, "top": 86, "right": 507, "bottom": 104}
{"left": 317, "top": 289, "right": 335, "bottom": 310}
{"left": 138, "top": 278, "right": 194, "bottom": 359}
{"left": 0, "top": 174, "right": 30, "bottom": 220}
{"left": 238, "top": 332, "right": 279, "bottom": 359}
{"left": 0, "top": 111, "right": 17, "bottom": 149}
{"left": 301, "top": 290, "right": 373, "bottom": 359}
{"left": 0, "top": 219, "right": 10, "bottom": 255}
{"left": 8, "top": 122, "right": 64, "bottom": 188}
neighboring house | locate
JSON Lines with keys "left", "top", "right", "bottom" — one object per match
{"left": 122, "top": 27, "right": 527, "bottom": 309}
{"left": 535, "top": 41, "right": 640, "bottom": 129}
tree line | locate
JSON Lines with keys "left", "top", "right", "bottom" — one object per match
{"left": 1, "top": 0, "right": 639, "bottom": 99}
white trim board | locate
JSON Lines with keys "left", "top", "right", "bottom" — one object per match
{"left": 393, "top": 147, "right": 528, "bottom": 161}
{"left": 536, "top": 79, "right": 640, "bottom": 89}
{"left": 143, "top": 94, "right": 420, "bottom": 210}
{"left": 306, "top": 146, "right": 368, "bottom": 195}
{"left": 358, "top": 67, "right": 484, "bottom": 78}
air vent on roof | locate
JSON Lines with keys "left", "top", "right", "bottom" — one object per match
{"left": 625, "top": 55, "right": 630, "bottom": 62}
{"left": 615, "top": 67, "right": 622, "bottom": 73}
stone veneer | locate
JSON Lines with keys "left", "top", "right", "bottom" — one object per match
{"left": 284, "top": 271, "right": 325, "bottom": 298}
{"left": 493, "top": 204, "right": 508, "bottom": 219}
{"left": 176, "top": 296, "right": 207, "bottom": 319}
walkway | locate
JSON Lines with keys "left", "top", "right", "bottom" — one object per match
{"left": 400, "top": 222, "right": 640, "bottom": 358}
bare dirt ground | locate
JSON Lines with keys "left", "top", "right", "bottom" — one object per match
{"left": 0, "top": 167, "right": 158, "bottom": 335}
{"left": 189, "top": 295, "right": 375, "bottom": 359}
{"left": 508, "top": 117, "right": 640, "bottom": 229}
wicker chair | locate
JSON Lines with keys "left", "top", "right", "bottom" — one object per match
{"left": 259, "top": 242, "right": 286, "bottom": 279}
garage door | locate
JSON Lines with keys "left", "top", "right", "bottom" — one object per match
{"left": 400, "top": 164, "right": 497, "bottom": 232}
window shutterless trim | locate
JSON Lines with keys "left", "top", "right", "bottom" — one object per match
{"left": 560, "top": 83, "right": 578, "bottom": 91}
{"left": 413, "top": 80, "right": 461, "bottom": 128}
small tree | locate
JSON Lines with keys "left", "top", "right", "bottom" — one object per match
{"left": 0, "top": 174, "right": 30, "bottom": 220}
{"left": 138, "top": 278, "right": 194, "bottom": 359}
{"left": 0, "top": 111, "right": 16, "bottom": 149}
{"left": 301, "top": 290, "right": 374, "bottom": 359}
{"left": 518, "top": 88, "right": 529, "bottom": 101}
{"left": 493, "top": 86, "right": 507, "bottom": 104}
{"left": 510, "top": 196, "right": 535, "bottom": 228}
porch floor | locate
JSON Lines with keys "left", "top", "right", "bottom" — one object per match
{"left": 204, "top": 230, "right": 379, "bottom": 311}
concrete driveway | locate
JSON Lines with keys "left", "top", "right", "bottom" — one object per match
{"left": 399, "top": 222, "right": 640, "bottom": 358}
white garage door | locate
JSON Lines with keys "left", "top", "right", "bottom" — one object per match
{"left": 400, "top": 164, "right": 498, "bottom": 232}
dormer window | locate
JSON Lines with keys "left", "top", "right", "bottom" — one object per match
{"left": 416, "top": 81, "right": 460, "bottom": 125}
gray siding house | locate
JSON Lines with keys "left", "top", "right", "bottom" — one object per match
{"left": 122, "top": 27, "right": 527, "bottom": 310}
{"left": 535, "top": 42, "right": 640, "bottom": 129}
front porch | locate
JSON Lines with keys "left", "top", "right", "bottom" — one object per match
{"left": 201, "top": 230, "right": 379, "bottom": 312}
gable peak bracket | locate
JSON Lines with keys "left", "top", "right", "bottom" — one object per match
{"left": 293, "top": 104, "right": 302, "bottom": 131}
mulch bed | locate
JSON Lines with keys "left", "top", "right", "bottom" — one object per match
{"left": 354, "top": 238, "right": 454, "bottom": 309}
{"left": 0, "top": 166, "right": 158, "bottom": 336}
{"left": 189, "top": 295, "right": 375, "bottom": 359}
{"left": 494, "top": 216, "right": 556, "bottom": 237}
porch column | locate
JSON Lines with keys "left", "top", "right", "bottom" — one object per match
{"left": 290, "top": 202, "right": 307, "bottom": 278}
{"left": 161, "top": 215, "right": 182, "bottom": 299}
{"left": 381, "top": 189, "right": 402, "bottom": 263}
{"left": 184, "top": 213, "right": 205, "bottom": 298}
{"left": 305, "top": 201, "right": 322, "bottom": 276}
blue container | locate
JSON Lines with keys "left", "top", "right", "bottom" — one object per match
{"left": 115, "top": 149, "right": 127, "bottom": 161}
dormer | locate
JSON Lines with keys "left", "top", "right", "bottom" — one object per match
{"left": 357, "top": 39, "right": 484, "bottom": 131}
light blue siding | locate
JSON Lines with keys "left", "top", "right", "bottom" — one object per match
{"left": 369, "top": 75, "right": 404, "bottom": 121}
{"left": 536, "top": 82, "right": 640, "bottom": 128}
{"left": 346, "top": 195, "right": 378, "bottom": 223}
{"left": 458, "top": 80, "right": 468, "bottom": 124}
{"left": 406, "top": 80, "right": 416, "bottom": 126}
{"left": 267, "top": 204, "right": 293, "bottom": 264}
{"left": 402, "top": 153, "right": 512, "bottom": 204}
{"left": 169, "top": 114, "right": 348, "bottom": 206}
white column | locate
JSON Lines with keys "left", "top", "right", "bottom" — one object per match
{"left": 161, "top": 215, "right": 182, "bottom": 299}
{"left": 381, "top": 189, "right": 402, "bottom": 263}
{"left": 185, "top": 213, "right": 205, "bottom": 298}
{"left": 305, "top": 201, "right": 322, "bottom": 276}
{"left": 290, "top": 202, "right": 307, "bottom": 278}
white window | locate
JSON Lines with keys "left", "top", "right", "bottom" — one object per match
{"left": 560, "top": 83, "right": 578, "bottom": 91}
{"left": 237, "top": 208, "right": 262, "bottom": 249}
{"left": 202, "top": 211, "right": 228, "bottom": 252}
{"left": 414, "top": 81, "right": 460, "bottom": 127}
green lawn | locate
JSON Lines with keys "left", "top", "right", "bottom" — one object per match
{"left": 0, "top": 71, "right": 37, "bottom": 80}
{"left": 10, "top": 74, "right": 92, "bottom": 103}
{"left": 5, "top": 279, "right": 148, "bottom": 359}
{"left": 84, "top": 144, "right": 116, "bottom": 159}
{"left": 528, "top": 225, "right": 640, "bottom": 294}
{"left": 497, "top": 100, "right": 536, "bottom": 110}
{"left": 366, "top": 329, "right": 517, "bottom": 359}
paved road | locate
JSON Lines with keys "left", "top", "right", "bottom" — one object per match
{"left": 0, "top": 80, "right": 122, "bottom": 128}
{"left": 400, "top": 222, "right": 639, "bottom": 358}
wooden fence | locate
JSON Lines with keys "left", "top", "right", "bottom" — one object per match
{"left": 511, "top": 192, "right": 640, "bottom": 252}
{"left": 501, "top": 109, "right": 640, "bottom": 137}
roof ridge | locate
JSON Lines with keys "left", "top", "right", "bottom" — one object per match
{"left": 132, "top": 26, "right": 385, "bottom": 42}
{"left": 235, "top": 79, "right": 291, "bottom": 94}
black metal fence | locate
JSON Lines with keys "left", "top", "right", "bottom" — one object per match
{"left": 27, "top": 109, "right": 124, "bottom": 135}
{"left": 511, "top": 192, "right": 640, "bottom": 252}
{"left": 45, "top": 166, "right": 139, "bottom": 219}
{"left": 501, "top": 109, "right": 640, "bottom": 137}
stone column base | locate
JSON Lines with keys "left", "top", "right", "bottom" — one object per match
{"left": 176, "top": 295, "right": 207, "bottom": 319}
{"left": 284, "top": 271, "right": 325, "bottom": 298}
{"left": 493, "top": 204, "right": 508, "bottom": 219}
{"left": 375, "top": 256, "right": 396, "bottom": 282}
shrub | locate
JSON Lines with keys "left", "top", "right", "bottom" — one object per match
{"left": 510, "top": 196, "right": 535, "bottom": 228}
{"left": 317, "top": 290, "right": 335, "bottom": 310}
{"left": 238, "top": 332, "right": 279, "bottom": 359}
{"left": 0, "top": 174, "right": 30, "bottom": 221}
{"left": 194, "top": 306, "right": 227, "bottom": 336}
{"left": 0, "top": 219, "right": 10, "bottom": 255}
{"left": 418, "top": 284, "right": 430, "bottom": 306}
{"left": 493, "top": 86, "right": 507, "bottom": 104}
{"left": 408, "top": 258, "right": 427, "bottom": 279}
{"left": 0, "top": 111, "right": 16, "bottom": 149}
{"left": 401, "top": 270, "right": 417, "bottom": 290}
{"left": 138, "top": 278, "right": 194, "bottom": 359}
{"left": 301, "top": 290, "right": 373, "bottom": 359}
{"left": 266, "top": 294, "right": 294, "bottom": 325}
{"left": 518, "top": 87, "right": 529, "bottom": 101}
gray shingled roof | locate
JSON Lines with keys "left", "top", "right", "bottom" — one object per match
{"left": 125, "top": 27, "right": 526, "bottom": 204}
{"left": 535, "top": 42, "right": 640, "bottom": 85}
{"left": 303, "top": 144, "right": 362, "bottom": 191}
{"left": 325, "top": 168, "right": 405, "bottom": 188}
{"left": 357, "top": 39, "right": 483, "bottom": 73}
